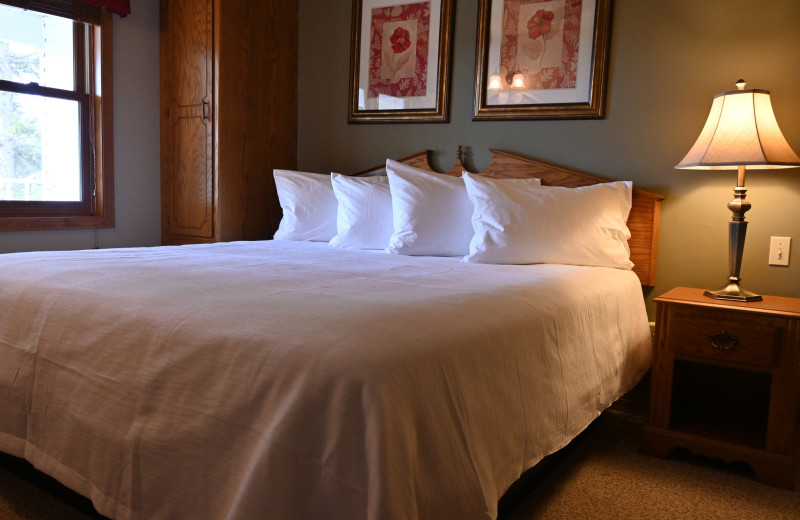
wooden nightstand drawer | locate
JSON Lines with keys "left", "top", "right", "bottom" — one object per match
{"left": 667, "top": 306, "right": 783, "bottom": 368}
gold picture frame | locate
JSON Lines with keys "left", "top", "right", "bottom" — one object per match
{"left": 348, "top": 0, "right": 454, "bottom": 123}
{"left": 473, "top": 0, "right": 613, "bottom": 120}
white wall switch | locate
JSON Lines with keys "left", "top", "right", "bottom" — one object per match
{"left": 769, "top": 236, "right": 791, "bottom": 266}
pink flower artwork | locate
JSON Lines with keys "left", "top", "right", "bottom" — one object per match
{"left": 499, "top": 0, "right": 581, "bottom": 91}
{"left": 368, "top": 2, "right": 431, "bottom": 99}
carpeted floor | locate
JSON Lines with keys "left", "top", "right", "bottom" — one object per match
{"left": 507, "top": 412, "right": 800, "bottom": 520}
{"left": 1, "top": 411, "right": 798, "bottom": 519}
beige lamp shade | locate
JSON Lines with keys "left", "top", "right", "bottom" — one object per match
{"left": 676, "top": 83, "right": 800, "bottom": 170}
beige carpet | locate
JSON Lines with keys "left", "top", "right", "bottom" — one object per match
{"left": 506, "top": 411, "right": 800, "bottom": 520}
{"left": 1, "top": 411, "right": 798, "bottom": 519}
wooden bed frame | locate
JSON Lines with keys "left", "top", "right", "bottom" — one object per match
{"left": 357, "top": 147, "right": 664, "bottom": 286}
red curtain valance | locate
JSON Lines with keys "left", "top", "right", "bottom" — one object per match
{"left": 77, "top": 0, "right": 130, "bottom": 17}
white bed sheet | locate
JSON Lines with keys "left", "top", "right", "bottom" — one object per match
{"left": 0, "top": 240, "right": 651, "bottom": 520}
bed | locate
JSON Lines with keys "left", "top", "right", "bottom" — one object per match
{"left": 0, "top": 148, "right": 663, "bottom": 520}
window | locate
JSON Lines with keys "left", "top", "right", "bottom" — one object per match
{"left": 0, "top": 0, "right": 113, "bottom": 230}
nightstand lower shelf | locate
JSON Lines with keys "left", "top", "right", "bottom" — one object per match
{"left": 640, "top": 425, "right": 797, "bottom": 489}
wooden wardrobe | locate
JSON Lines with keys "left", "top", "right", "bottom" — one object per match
{"left": 160, "top": 0, "right": 297, "bottom": 244}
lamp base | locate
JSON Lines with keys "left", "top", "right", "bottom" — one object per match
{"left": 704, "top": 282, "right": 762, "bottom": 302}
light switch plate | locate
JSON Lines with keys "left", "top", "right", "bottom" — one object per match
{"left": 769, "top": 236, "right": 791, "bottom": 266}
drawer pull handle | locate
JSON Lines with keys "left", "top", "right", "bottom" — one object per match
{"left": 708, "top": 331, "right": 737, "bottom": 351}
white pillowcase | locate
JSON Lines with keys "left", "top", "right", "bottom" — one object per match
{"left": 273, "top": 169, "right": 338, "bottom": 241}
{"left": 329, "top": 173, "right": 394, "bottom": 250}
{"left": 384, "top": 159, "right": 477, "bottom": 256}
{"left": 463, "top": 173, "right": 634, "bottom": 269}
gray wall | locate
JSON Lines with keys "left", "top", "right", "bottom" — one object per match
{"left": 0, "top": 0, "right": 161, "bottom": 253}
{"left": 298, "top": 0, "right": 800, "bottom": 317}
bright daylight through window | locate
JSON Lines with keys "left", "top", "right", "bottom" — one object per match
{"left": 0, "top": 1, "right": 113, "bottom": 230}
{"left": 1, "top": 7, "right": 78, "bottom": 201}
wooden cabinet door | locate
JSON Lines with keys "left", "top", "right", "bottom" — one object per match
{"left": 161, "top": 0, "right": 214, "bottom": 242}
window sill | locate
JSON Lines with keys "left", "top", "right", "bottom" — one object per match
{"left": 0, "top": 214, "right": 114, "bottom": 232}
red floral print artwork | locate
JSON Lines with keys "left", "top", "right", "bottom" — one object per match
{"left": 527, "top": 9, "right": 555, "bottom": 40}
{"left": 499, "top": 0, "right": 582, "bottom": 91}
{"left": 390, "top": 26, "right": 412, "bottom": 53}
{"left": 368, "top": 2, "right": 431, "bottom": 99}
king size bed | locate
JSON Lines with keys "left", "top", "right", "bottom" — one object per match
{"left": 0, "top": 149, "right": 663, "bottom": 520}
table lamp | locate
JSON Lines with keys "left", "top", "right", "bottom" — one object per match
{"left": 675, "top": 80, "right": 800, "bottom": 302}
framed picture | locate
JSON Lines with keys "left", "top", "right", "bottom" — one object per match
{"left": 473, "top": 0, "right": 612, "bottom": 120}
{"left": 348, "top": 0, "right": 454, "bottom": 123}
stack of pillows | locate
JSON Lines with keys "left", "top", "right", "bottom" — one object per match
{"left": 272, "top": 158, "right": 634, "bottom": 270}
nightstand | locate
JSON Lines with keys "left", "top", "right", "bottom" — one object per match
{"left": 640, "top": 287, "right": 800, "bottom": 489}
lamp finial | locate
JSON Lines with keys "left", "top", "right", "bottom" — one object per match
{"left": 735, "top": 79, "right": 747, "bottom": 90}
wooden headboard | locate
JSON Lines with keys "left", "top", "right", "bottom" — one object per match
{"left": 356, "top": 147, "right": 664, "bottom": 286}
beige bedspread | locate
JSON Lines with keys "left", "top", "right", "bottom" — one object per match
{"left": 0, "top": 240, "right": 651, "bottom": 520}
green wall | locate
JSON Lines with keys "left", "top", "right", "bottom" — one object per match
{"left": 298, "top": 0, "right": 800, "bottom": 317}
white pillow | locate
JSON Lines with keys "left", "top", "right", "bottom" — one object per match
{"left": 463, "top": 173, "right": 634, "bottom": 269}
{"left": 273, "top": 169, "right": 338, "bottom": 241}
{"left": 384, "top": 159, "right": 476, "bottom": 256}
{"left": 329, "top": 173, "right": 394, "bottom": 250}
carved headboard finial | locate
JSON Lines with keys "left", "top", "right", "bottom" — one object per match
{"left": 447, "top": 145, "right": 469, "bottom": 175}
